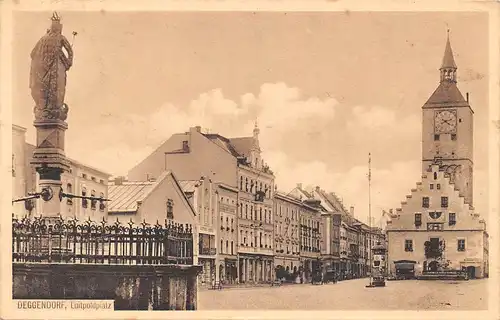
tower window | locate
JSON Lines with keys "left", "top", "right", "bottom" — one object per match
{"left": 441, "top": 197, "right": 449, "bottom": 208}
{"left": 451, "top": 134, "right": 457, "bottom": 141}
{"left": 430, "top": 184, "right": 434, "bottom": 190}
{"left": 457, "top": 239, "right": 466, "bottom": 252}
{"left": 434, "top": 172, "right": 438, "bottom": 180}
{"left": 414, "top": 213, "right": 422, "bottom": 227}
{"left": 449, "top": 213, "right": 456, "bottom": 226}
{"left": 437, "top": 184, "right": 441, "bottom": 190}
{"left": 434, "top": 134, "right": 440, "bottom": 141}
{"left": 404, "top": 240, "right": 413, "bottom": 252}
{"left": 422, "top": 197, "right": 430, "bottom": 208}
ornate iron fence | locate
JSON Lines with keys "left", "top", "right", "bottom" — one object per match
{"left": 12, "top": 216, "right": 194, "bottom": 265}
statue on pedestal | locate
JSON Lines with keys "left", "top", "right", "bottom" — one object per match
{"left": 30, "top": 12, "right": 73, "bottom": 122}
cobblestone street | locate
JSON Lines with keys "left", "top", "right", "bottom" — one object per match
{"left": 199, "top": 278, "right": 488, "bottom": 310}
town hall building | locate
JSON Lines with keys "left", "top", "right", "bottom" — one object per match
{"left": 386, "top": 34, "right": 489, "bottom": 279}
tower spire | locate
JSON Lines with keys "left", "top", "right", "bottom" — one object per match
{"left": 440, "top": 30, "right": 457, "bottom": 83}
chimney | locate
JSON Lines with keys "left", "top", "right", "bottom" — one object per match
{"left": 315, "top": 186, "right": 320, "bottom": 192}
{"left": 297, "top": 183, "right": 302, "bottom": 189}
{"left": 190, "top": 126, "right": 202, "bottom": 133}
{"left": 466, "top": 92, "right": 469, "bottom": 103}
{"left": 114, "top": 176, "right": 126, "bottom": 185}
{"left": 349, "top": 206, "right": 355, "bottom": 217}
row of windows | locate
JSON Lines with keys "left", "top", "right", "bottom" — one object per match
{"left": 81, "top": 173, "right": 105, "bottom": 184}
{"left": 238, "top": 203, "right": 272, "bottom": 223}
{"left": 429, "top": 183, "right": 441, "bottom": 190}
{"left": 67, "top": 184, "right": 106, "bottom": 211}
{"left": 220, "top": 196, "right": 236, "bottom": 205}
{"left": 239, "top": 230, "right": 273, "bottom": 249}
{"left": 434, "top": 133, "right": 457, "bottom": 141}
{"left": 404, "top": 239, "right": 465, "bottom": 252}
{"left": 277, "top": 204, "right": 299, "bottom": 221}
{"left": 239, "top": 176, "right": 272, "bottom": 198}
{"left": 220, "top": 240, "right": 235, "bottom": 255}
{"left": 220, "top": 216, "right": 235, "bottom": 231}
{"left": 415, "top": 212, "right": 456, "bottom": 226}
{"left": 275, "top": 243, "right": 299, "bottom": 254}
{"left": 275, "top": 224, "right": 299, "bottom": 238}
{"left": 422, "top": 196, "right": 448, "bottom": 208}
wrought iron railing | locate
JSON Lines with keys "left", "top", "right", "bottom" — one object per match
{"left": 12, "top": 216, "right": 194, "bottom": 265}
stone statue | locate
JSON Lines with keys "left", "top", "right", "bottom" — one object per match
{"left": 30, "top": 12, "right": 73, "bottom": 121}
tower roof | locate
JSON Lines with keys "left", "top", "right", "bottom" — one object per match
{"left": 425, "top": 82, "right": 468, "bottom": 106}
{"left": 441, "top": 31, "right": 457, "bottom": 69}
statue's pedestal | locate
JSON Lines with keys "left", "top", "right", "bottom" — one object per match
{"left": 37, "top": 181, "right": 62, "bottom": 220}
{"left": 31, "top": 119, "right": 69, "bottom": 220}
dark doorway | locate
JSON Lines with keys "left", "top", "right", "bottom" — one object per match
{"left": 466, "top": 266, "right": 476, "bottom": 279}
{"left": 428, "top": 260, "right": 438, "bottom": 272}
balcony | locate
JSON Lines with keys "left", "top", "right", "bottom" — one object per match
{"left": 200, "top": 247, "right": 217, "bottom": 256}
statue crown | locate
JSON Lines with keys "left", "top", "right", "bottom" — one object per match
{"left": 51, "top": 12, "right": 60, "bottom": 22}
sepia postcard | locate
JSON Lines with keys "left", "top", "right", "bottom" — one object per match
{"left": 1, "top": 0, "right": 499, "bottom": 319}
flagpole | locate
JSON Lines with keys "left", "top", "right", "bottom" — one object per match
{"left": 368, "top": 152, "right": 372, "bottom": 287}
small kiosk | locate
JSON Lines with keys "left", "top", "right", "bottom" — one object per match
{"left": 371, "top": 241, "right": 387, "bottom": 287}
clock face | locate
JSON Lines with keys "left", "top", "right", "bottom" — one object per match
{"left": 434, "top": 110, "right": 457, "bottom": 133}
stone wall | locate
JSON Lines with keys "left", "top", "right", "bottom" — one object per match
{"left": 13, "top": 263, "right": 202, "bottom": 310}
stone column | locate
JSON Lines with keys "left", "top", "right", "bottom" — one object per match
{"left": 31, "top": 122, "right": 70, "bottom": 221}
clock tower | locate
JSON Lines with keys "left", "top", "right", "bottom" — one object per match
{"left": 422, "top": 32, "right": 474, "bottom": 205}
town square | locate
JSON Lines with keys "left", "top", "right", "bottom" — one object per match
{"left": 6, "top": 6, "right": 495, "bottom": 315}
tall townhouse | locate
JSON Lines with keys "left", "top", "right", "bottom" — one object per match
{"left": 127, "top": 123, "right": 275, "bottom": 284}
{"left": 273, "top": 191, "right": 302, "bottom": 279}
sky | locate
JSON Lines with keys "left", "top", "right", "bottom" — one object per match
{"left": 12, "top": 11, "right": 490, "bottom": 226}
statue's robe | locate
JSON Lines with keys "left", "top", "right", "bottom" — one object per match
{"left": 30, "top": 31, "right": 72, "bottom": 110}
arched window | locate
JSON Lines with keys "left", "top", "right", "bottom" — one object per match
{"left": 99, "top": 192, "right": 105, "bottom": 211}
{"left": 67, "top": 183, "right": 73, "bottom": 205}
{"left": 260, "top": 208, "right": 263, "bottom": 221}
{"left": 90, "top": 190, "right": 97, "bottom": 210}
{"left": 434, "top": 172, "right": 438, "bottom": 180}
{"left": 240, "top": 176, "right": 243, "bottom": 190}
{"left": 81, "top": 187, "right": 88, "bottom": 208}
{"left": 245, "top": 178, "right": 248, "bottom": 192}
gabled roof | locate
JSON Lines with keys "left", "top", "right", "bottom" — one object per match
{"left": 108, "top": 170, "right": 197, "bottom": 217}
{"left": 424, "top": 82, "right": 468, "bottom": 106}
{"left": 229, "top": 137, "right": 254, "bottom": 157}
{"left": 108, "top": 181, "right": 155, "bottom": 212}
{"left": 203, "top": 133, "right": 241, "bottom": 158}
{"left": 178, "top": 180, "right": 198, "bottom": 193}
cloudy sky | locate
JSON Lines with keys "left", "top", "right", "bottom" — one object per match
{"left": 13, "top": 11, "right": 490, "bottom": 225}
